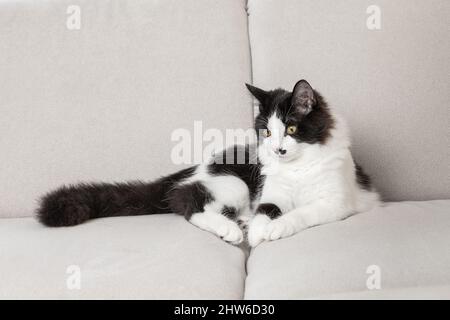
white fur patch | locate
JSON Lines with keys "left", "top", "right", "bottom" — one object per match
{"left": 190, "top": 209, "right": 243, "bottom": 244}
{"left": 247, "top": 214, "right": 271, "bottom": 247}
{"left": 266, "top": 114, "right": 285, "bottom": 153}
{"left": 264, "top": 215, "right": 296, "bottom": 241}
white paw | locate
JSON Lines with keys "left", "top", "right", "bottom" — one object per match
{"left": 248, "top": 214, "right": 271, "bottom": 247}
{"left": 217, "top": 222, "right": 243, "bottom": 245}
{"left": 264, "top": 217, "right": 295, "bottom": 241}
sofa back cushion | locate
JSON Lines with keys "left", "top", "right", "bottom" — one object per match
{"left": 248, "top": 0, "right": 450, "bottom": 201}
{"left": 0, "top": 0, "right": 253, "bottom": 217}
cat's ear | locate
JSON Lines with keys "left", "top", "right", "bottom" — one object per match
{"left": 245, "top": 83, "right": 269, "bottom": 105}
{"left": 292, "top": 80, "right": 316, "bottom": 115}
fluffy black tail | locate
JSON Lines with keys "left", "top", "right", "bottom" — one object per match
{"left": 37, "top": 167, "right": 196, "bottom": 227}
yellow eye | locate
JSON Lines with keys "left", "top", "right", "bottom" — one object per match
{"left": 287, "top": 125, "right": 297, "bottom": 135}
{"left": 263, "top": 129, "right": 271, "bottom": 137}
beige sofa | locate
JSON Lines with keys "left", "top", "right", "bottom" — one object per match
{"left": 1, "top": 0, "right": 449, "bottom": 299}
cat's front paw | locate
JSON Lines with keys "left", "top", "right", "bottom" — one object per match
{"left": 217, "top": 222, "right": 244, "bottom": 245}
{"left": 264, "top": 217, "right": 296, "bottom": 241}
{"left": 248, "top": 214, "right": 271, "bottom": 247}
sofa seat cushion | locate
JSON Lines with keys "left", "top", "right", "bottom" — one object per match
{"left": 244, "top": 200, "right": 450, "bottom": 299}
{"left": 0, "top": 214, "right": 246, "bottom": 299}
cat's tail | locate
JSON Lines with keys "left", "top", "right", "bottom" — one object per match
{"left": 36, "top": 167, "right": 197, "bottom": 227}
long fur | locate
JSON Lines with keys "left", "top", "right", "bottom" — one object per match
{"left": 37, "top": 167, "right": 197, "bottom": 226}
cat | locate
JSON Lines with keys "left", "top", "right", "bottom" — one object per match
{"left": 246, "top": 80, "right": 380, "bottom": 246}
{"left": 36, "top": 80, "right": 380, "bottom": 247}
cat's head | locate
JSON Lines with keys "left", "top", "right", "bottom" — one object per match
{"left": 246, "top": 80, "right": 334, "bottom": 162}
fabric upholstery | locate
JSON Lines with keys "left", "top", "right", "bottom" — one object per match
{"left": 244, "top": 200, "right": 450, "bottom": 299}
{"left": 0, "top": 214, "right": 246, "bottom": 299}
{"left": 247, "top": 0, "right": 450, "bottom": 201}
{"left": 0, "top": 0, "right": 253, "bottom": 217}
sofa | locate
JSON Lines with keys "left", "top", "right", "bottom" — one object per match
{"left": 0, "top": 0, "right": 449, "bottom": 299}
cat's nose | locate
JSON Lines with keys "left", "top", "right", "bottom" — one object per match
{"left": 274, "top": 148, "right": 286, "bottom": 155}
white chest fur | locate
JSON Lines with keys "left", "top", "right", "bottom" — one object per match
{"left": 257, "top": 129, "right": 357, "bottom": 214}
{"left": 260, "top": 157, "right": 330, "bottom": 212}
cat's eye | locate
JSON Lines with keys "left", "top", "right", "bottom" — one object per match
{"left": 263, "top": 129, "right": 271, "bottom": 137}
{"left": 287, "top": 125, "right": 297, "bottom": 135}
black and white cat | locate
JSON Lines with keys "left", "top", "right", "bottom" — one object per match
{"left": 37, "top": 80, "right": 380, "bottom": 247}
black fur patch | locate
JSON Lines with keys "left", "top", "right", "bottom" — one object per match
{"left": 355, "top": 162, "right": 372, "bottom": 191}
{"left": 207, "top": 144, "right": 264, "bottom": 203}
{"left": 221, "top": 206, "right": 238, "bottom": 220}
{"left": 37, "top": 166, "right": 197, "bottom": 227}
{"left": 256, "top": 203, "right": 282, "bottom": 219}
{"left": 167, "top": 182, "right": 214, "bottom": 220}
